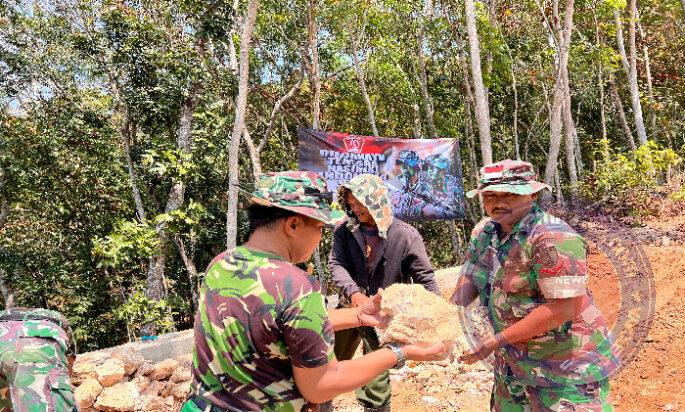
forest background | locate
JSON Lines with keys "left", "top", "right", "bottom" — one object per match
{"left": 1, "top": 0, "right": 683, "bottom": 350}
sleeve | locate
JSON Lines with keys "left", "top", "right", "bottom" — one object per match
{"left": 328, "top": 226, "right": 361, "bottom": 299}
{"left": 403, "top": 233, "right": 440, "bottom": 295}
{"left": 280, "top": 277, "right": 335, "bottom": 369}
{"left": 531, "top": 230, "right": 589, "bottom": 299}
{"left": 459, "top": 225, "right": 485, "bottom": 282}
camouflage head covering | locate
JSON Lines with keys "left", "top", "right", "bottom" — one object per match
{"left": 424, "top": 154, "right": 450, "bottom": 170}
{"left": 396, "top": 150, "right": 421, "bottom": 169}
{"left": 336, "top": 174, "right": 394, "bottom": 239}
{"left": 466, "top": 159, "right": 551, "bottom": 198}
{"left": 243, "top": 171, "right": 344, "bottom": 227}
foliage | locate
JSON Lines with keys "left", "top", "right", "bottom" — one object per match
{"left": 579, "top": 142, "right": 682, "bottom": 215}
{"left": 1, "top": 0, "right": 684, "bottom": 350}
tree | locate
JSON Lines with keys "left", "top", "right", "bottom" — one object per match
{"left": 464, "top": 0, "right": 493, "bottom": 165}
{"left": 226, "top": 0, "right": 260, "bottom": 250}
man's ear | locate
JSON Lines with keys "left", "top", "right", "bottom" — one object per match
{"left": 283, "top": 215, "right": 302, "bottom": 238}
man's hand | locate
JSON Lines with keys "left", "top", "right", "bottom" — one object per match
{"left": 402, "top": 342, "right": 451, "bottom": 362}
{"left": 350, "top": 292, "right": 373, "bottom": 308}
{"left": 458, "top": 335, "right": 500, "bottom": 364}
{"left": 357, "top": 290, "right": 386, "bottom": 327}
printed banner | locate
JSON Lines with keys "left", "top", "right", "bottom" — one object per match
{"left": 298, "top": 128, "right": 465, "bottom": 221}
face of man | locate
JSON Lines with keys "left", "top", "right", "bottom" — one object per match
{"left": 481, "top": 191, "right": 535, "bottom": 228}
{"left": 426, "top": 164, "right": 445, "bottom": 184}
{"left": 346, "top": 192, "right": 375, "bottom": 226}
{"left": 285, "top": 215, "right": 325, "bottom": 264}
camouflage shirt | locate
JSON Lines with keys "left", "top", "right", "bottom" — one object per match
{"left": 0, "top": 307, "right": 76, "bottom": 357}
{"left": 188, "top": 246, "right": 334, "bottom": 412}
{"left": 461, "top": 204, "right": 620, "bottom": 386}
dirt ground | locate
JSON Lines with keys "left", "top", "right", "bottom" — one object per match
{"left": 333, "top": 214, "right": 685, "bottom": 412}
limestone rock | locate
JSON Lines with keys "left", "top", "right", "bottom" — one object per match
{"left": 74, "top": 378, "right": 103, "bottom": 410}
{"left": 111, "top": 347, "right": 145, "bottom": 376}
{"left": 131, "top": 375, "right": 151, "bottom": 393}
{"left": 135, "top": 395, "right": 166, "bottom": 412}
{"left": 147, "top": 358, "right": 179, "bottom": 381}
{"left": 141, "top": 380, "right": 166, "bottom": 397}
{"left": 174, "top": 353, "right": 193, "bottom": 369}
{"left": 94, "top": 381, "right": 140, "bottom": 411}
{"left": 72, "top": 352, "right": 108, "bottom": 385}
{"left": 95, "top": 358, "right": 126, "bottom": 387}
{"left": 170, "top": 366, "right": 191, "bottom": 383}
{"left": 133, "top": 361, "right": 153, "bottom": 378}
{"left": 377, "top": 284, "right": 467, "bottom": 350}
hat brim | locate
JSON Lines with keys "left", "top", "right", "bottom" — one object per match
{"left": 243, "top": 190, "right": 345, "bottom": 228}
{"left": 465, "top": 181, "right": 551, "bottom": 198}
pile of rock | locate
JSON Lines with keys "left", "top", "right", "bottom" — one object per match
{"left": 72, "top": 347, "right": 191, "bottom": 411}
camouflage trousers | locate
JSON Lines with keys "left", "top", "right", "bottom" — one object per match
{"left": 0, "top": 337, "right": 75, "bottom": 412}
{"left": 491, "top": 372, "right": 614, "bottom": 412}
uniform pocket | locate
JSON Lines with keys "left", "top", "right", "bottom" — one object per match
{"left": 46, "top": 371, "right": 76, "bottom": 412}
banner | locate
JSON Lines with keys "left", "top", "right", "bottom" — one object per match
{"left": 298, "top": 128, "right": 465, "bottom": 221}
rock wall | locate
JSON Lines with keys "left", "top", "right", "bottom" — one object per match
{"left": 73, "top": 332, "right": 194, "bottom": 412}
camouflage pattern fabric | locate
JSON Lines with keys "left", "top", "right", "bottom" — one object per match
{"left": 244, "top": 171, "right": 344, "bottom": 227}
{"left": 0, "top": 308, "right": 76, "bottom": 412}
{"left": 390, "top": 174, "right": 433, "bottom": 220}
{"left": 461, "top": 204, "right": 620, "bottom": 388}
{"left": 423, "top": 154, "right": 465, "bottom": 219}
{"left": 466, "top": 159, "right": 551, "bottom": 198}
{"left": 184, "top": 246, "right": 335, "bottom": 412}
{"left": 336, "top": 174, "right": 394, "bottom": 239}
{"left": 492, "top": 372, "right": 613, "bottom": 411}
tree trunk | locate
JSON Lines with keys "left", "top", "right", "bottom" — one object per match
{"left": 627, "top": 0, "right": 648, "bottom": 145}
{"left": 417, "top": 5, "right": 438, "bottom": 140}
{"left": 615, "top": 4, "right": 648, "bottom": 145}
{"left": 122, "top": 117, "right": 147, "bottom": 223}
{"left": 0, "top": 268, "right": 15, "bottom": 309}
{"left": 636, "top": 16, "right": 657, "bottom": 137}
{"left": 543, "top": 0, "right": 574, "bottom": 196}
{"left": 412, "top": 103, "right": 423, "bottom": 138}
{"left": 306, "top": 0, "right": 327, "bottom": 287}
{"left": 609, "top": 77, "right": 637, "bottom": 151}
{"left": 308, "top": 0, "right": 322, "bottom": 129}
{"left": 242, "top": 128, "right": 261, "bottom": 178}
{"left": 594, "top": 9, "right": 609, "bottom": 162}
{"left": 464, "top": 0, "right": 493, "bottom": 165}
{"left": 226, "top": 0, "right": 260, "bottom": 250}
{"left": 562, "top": 63, "right": 578, "bottom": 194}
{"left": 143, "top": 81, "right": 203, "bottom": 336}
{"left": 512, "top": 63, "right": 520, "bottom": 160}
{"left": 349, "top": 17, "right": 378, "bottom": 136}
{"left": 173, "top": 235, "right": 199, "bottom": 313}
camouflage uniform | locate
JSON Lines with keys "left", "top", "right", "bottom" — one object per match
{"left": 392, "top": 150, "right": 432, "bottom": 220}
{"left": 462, "top": 160, "right": 619, "bottom": 411}
{"left": 423, "top": 154, "right": 465, "bottom": 219}
{"left": 0, "top": 308, "right": 77, "bottom": 412}
{"left": 182, "top": 171, "right": 342, "bottom": 412}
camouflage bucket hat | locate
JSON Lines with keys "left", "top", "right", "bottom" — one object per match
{"left": 336, "top": 174, "right": 394, "bottom": 239}
{"left": 242, "top": 171, "right": 344, "bottom": 227}
{"left": 465, "top": 159, "right": 551, "bottom": 198}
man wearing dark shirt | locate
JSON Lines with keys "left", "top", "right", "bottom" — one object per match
{"left": 327, "top": 174, "right": 439, "bottom": 412}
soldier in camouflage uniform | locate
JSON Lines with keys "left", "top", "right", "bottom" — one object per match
{"left": 0, "top": 308, "right": 77, "bottom": 412}
{"left": 391, "top": 150, "right": 433, "bottom": 219}
{"left": 422, "top": 154, "right": 465, "bottom": 219}
{"left": 451, "top": 160, "right": 620, "bottom": 411}
{"left": 182, "top": 171, "right": 448, "bottom": 412}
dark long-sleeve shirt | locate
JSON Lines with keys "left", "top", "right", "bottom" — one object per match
{"left": 329, "top": 219, "right": 439, "bottom": 299}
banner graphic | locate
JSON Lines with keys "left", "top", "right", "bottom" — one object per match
{"left": 298, "top": 128, "right": 465, "bottom": 221}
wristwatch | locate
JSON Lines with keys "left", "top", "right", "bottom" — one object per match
{"left": 385, "top": 343, "right": 406, "bottom": 369}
